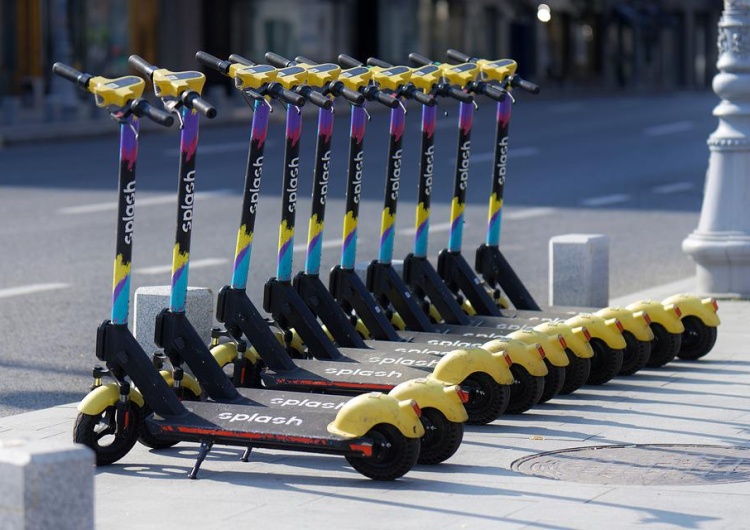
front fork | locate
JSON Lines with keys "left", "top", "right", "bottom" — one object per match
{"left": 89, "top": 364, "right": 135, "bottom": 435}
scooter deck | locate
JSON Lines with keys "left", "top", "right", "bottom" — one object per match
{"left": 146, "top": 399, "right": 366, "bottom": 455}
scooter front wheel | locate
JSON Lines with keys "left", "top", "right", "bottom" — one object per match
{"left": 461, "top": 372, "right": 510, "bottom": 424}
{"left": 539, "top": 361, "right": 565, "bottom": 404}
{"left": 346, "top": 424, "right": 420, "bottom": 481}
{"left": 506, "top": 366, "right": 544, "bottom": 414}
{"left": 138, "top": 388, "right": 200, "bottom": 449}
{"left": 646, "top": 323, "right": 681, "bottom": 367}
{"left": 560, "top": 353, "right": 590, "bottom": 395}
{"left": 586, "top": 338, "right": 624, "bottom": 385}
{"left": 619, "top": 331, "right": 651, "bottom": 376}
{"left": 74, "top": 404, "right": 144, "bottom": 465}
{"left": 417, "top": 408, "right": 464, "bottom": 465}
{"left": 678, "top": 316, "right": 717, "bottom": 360}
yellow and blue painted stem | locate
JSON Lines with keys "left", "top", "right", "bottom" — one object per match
{"left": 231, "top": 100, "right": 271, "bottom": 290}
{"left": 340, "top": 104, "right": 368, "bottom": 270}
{"left": 447, "top": 101, "right": 474, "bottom": 253}
{"left": 169, "top": 107, "right": 200, "bottom": 312}
{"left": 413, "top": 104, "right": 437, "bottom": 259}
{"left": 378, "top": 102, "right": 406, "bottom": 264}
{"left": 111, "top": 114, "right": 140, "bottom": 325}
{"left": 485, "top": 94, "right": 512, "bottom": 248}
{"left": 276, "top": 103, "right": 303, "bottom": 282}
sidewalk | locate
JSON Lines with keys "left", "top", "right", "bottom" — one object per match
{"left": 1, "top": 280, "right": 747, "bottom": 529}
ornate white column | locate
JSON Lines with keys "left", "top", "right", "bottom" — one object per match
{"left": 683, "top": 0, "right": 750, "bottom": 297}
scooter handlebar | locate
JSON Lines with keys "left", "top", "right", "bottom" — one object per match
{"left": 339, "top": 85, "right": 365, "bottom": 105}
{"left": 131, "top": 99, "right": 175, "bottom": 127}
{"left": 446, "top": 48, "right": 471, "bottom": 63}
{"left": 408, "top": 53, "right": 434, "bottom": 66}
{"left": 367, "top": 57, "right": 392, "bottom": 68}
{"left": 195, "top": 51, "right": 232, "bottom": 75}
{"left": 412, "top": 88, "right": 436, "bottom": 106}
{"left": 268, "top": 83, "right": 306, "bottom": 107}
{"left": 446, "top": 85, "right": 473, "bottom": 103}
{"left": 338, "top": 54, "right": 363, "bottom": 69}
{"left": 228, "top": 54, "right": 255, "bottom": 67}
{"left": 294, "top": 55, "right": 317, "bottom": 65}
{"left": 185, "top": 92, "right": 218, "bottom": 118}
{"left": 512, "top": 76, "right": 541, "bottom": 94}
{"left": 128, "top": 55, "right": 158, "bottom": 79}
{"left": 52, "top": 62, "right": 92, "bottom": 89}
{"left": 298, "top": 86, "right": 332, "bottom": 109}
{"left": 265, "top": 52, "right": 295, "bottom": 68}
{"left": 477, "top": 83, "right": 506, "bottom": 102}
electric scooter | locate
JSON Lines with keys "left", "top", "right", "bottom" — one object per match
{"left": 60, "top": 61, "right": 426, "bottom": 481}
{"left": 438, "top": 49, "right": 720, "bottom": 366}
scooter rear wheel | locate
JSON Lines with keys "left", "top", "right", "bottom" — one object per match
{"left": 646, "top": 323, "right": 681, "bottom": 367}
{"left": 462, "top": 372, "right": 510, "bottom": 424}
{"left": 560, "top": 352, "right": 591, "bottom": 395}
{"left": 74, "top": 403, "right": 144, "bottom": 466}
{"left": 539, "top": 361, "right": 565, "bottom": 404}
{"left": 417, "top": 408, "right": 464, "bottom": 465}
{"left": 586, "top": 338, "right": 624, "bottom": 385}
{"left": 619, "top": 331, "right": 651, "bottom": 376}
{"left": 346, "top": 424, "right": 420, "bottom": 481}
{"left": 677, "top": 316, "right": 718, "bottom": 360}
{"left": 138, "top": 389, "right": 201, "bottom": 449}
{"left": 506, "top": 365, "right": 544, "bottom": 414}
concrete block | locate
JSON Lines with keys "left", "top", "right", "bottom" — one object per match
{"left": 549, "top": 234, "right": 609, "bottom": 307}
{"left": 0, "top": 439, "right": 94, "bottom": 530}
{"left": 133, "top": 286, "right": 214, "bottom": 353}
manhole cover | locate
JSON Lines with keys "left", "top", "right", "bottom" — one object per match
{"left": 511, "top": 444, "right": 750, "bottom": 485}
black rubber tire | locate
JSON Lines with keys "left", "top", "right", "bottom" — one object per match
{"left": 74, "top": 403, "right": 144, "bottom": 466}
{"left": 138, "top": 388, "right": 200, "bottom": 449}
{"left": 646, "top": 323, "right": 682, "bottom": 367}
{"left": 462, "top": 372, "right": 510, "bottom": 425}
{"left": 538, "top": 360, "right": 565, "bottom": 404}
{"left": 346, "top": 424, "right": 421, "bottom": 481}
{"left": 678, "top": 316, "right": 718, "bottom": 360}
{"left": 506, "top": 365, "right": 544, "bottom": 414}
{"left": 618, "top": 331, "right": 652, "bottom": 376}
{"left": 560, "top": 351, "right": 591, "bottom": 395}
{"left": 586, "top": 338, "right": 624, "bottom": 385}
{"left": 416, "top": 408, "right": 464, "bottom": 465}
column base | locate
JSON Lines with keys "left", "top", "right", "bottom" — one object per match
{"left": 682, "top": 231, "right": 750, "bottom": 297}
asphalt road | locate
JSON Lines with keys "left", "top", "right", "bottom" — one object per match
{"left": 0, "top": 89, "right": 717, "bottom": 417}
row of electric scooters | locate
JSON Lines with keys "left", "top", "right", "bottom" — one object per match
{"left": 56, "top": 48, "right": 720, "bottom": 481}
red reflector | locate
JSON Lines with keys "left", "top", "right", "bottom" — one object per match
{"left": 582, "top": 327, "right": 592, "bottom": 341}
{"left": 504, "top": 354, "right": 513, "bottom": 366}
{"left": 410, "top": 400, "right": 422, "bottom": 418}
{"left": 537, "top": 345, "right": 546, "bottom": 359}
{"left": 558, "top": 335, "right": 568, "bottom": 350}
{"left": 350, "top": 443, "right": 373, "bottom": 457}
{"left": 642, "top": 312, "right": 652, "bottom": 325}
{"left": 615, "top": 319, "right": 624, "bottom": 333}
{"left": 674, "top": 306, "right": 682, "bottom": 317}
{"left": 712, "top": 298, "right": 719, "bottom": 311}
{"left": 456, "top": 387, "right": 470, "bottom": 404}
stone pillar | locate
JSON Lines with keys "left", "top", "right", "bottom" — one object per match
{"left": 683, "top": 0, "right": 750, "bottom": 297}
{"left": 549, "top": 234, "right": 609, "bottom": 308}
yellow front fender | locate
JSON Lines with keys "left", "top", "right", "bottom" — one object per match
{"left": 390, "top": 378, "right": 468, "bottom": 423}
{"left": 390, "top": 312, "right": 407, "bottom": 331}
{"left": 211, "top": 342, "right": 262, "bottom": 369}
{"left": 533, "top": 321, "right": 594, "bottom": 359}
{"left": 662, "top": 294, "right": 721, "bottom": 327}
{"left": 77, "top": 383, "right": 145, "bottom": 415}
{"left": 158, "top": 370, "right": 202, "bottom": 398}
{"left": 430, "top": 347, "right": 514, "bottom": 386}
{"left": 480, "top": 338, "right": 549, "bottom": 377}
{"left": 508, "top": 329, "right": 569, "bottom": 367}
{"left": 565, "top": 314, "right": 627, "bottom": 350}
{"left": 327, "top": 393, "right": 425, "bottom": 439}
{"left": 627, "top": 300, "right": 685, "bottom": 334}
{"left": 596, "top": 307, "right": 654, "bottom": 342}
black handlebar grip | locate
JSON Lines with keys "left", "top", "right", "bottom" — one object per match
{"left": 413, "top": 89, "right": 436, "bottom": 107}
{"left": 294, "top": 55, "right": 318, "bottom": 65}
{"left": 338, "top": 54, "right": 363, "bottom": 68}
{"left": 265, "top": 52, "right": 295, "bottom": 68}
{"left": 408, "top": 53, "right": 434, "bottom": 66}
{"left": 186, "top": 92, "right": 218, "bottom": 118}
{"left": 228, "top": 54, "right": 254, "bottom": 67}
{"left": 52, "top": 62, "right": 92, "bottom": 89}
{"left": 447, "top": 85, "right": 473, "bottom": 104}
{"left": 268, "top": 83, "right": 305, "bottom": 107}
{"left": 128, "top": 55, "right": 158, "bottom": 79}
{"left": 375, "top": 91, "right": 399, "bottom": 109}
{"left": 308, "top": 89, "right": 333, "bottom": 110}
{"left": 512, "top": 76, "right": 541, "bottom": 94}
{"left": 367, "top": 57, "right": 392, "bottom": 68}
{"left": 131, "top": 99, "right": 175, "bottom": 127}
{"left": 479, "top": 83, "right": 506, "bottom": 102}
{"left": 340, "top": 86, "right": 365, "bottom": 105}
{"left": 446, "top": 48, "right": 471, "bottom": 63}
{"left": 195, "top": 51, "right": 232, "bottom": 74}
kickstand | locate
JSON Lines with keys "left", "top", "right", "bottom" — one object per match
{"left": 240, "top": 446, "right": 252, "bottom": 462}
{"left": 188, "top": 440, "right": 214, "bottom": 479}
